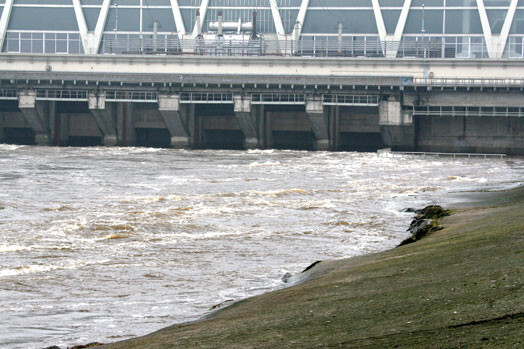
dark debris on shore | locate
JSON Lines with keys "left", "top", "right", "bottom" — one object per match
{"left": 398, "top": 205, "right": 451, "bottom": 246}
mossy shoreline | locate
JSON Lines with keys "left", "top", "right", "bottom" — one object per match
{"left": 95, "top": 186, "right": 524, "bottom": 348}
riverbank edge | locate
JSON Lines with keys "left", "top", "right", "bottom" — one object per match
{"left": 98, "top": 185, "right": 524, "bottom": 348}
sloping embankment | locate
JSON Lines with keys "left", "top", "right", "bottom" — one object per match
{"left": 101, "top": 187, "right": 524, "bottom": 348}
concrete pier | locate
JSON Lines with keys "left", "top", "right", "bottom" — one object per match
{"left": 158, "top": 94, "right": 190, "bottom": 149}
{"left": 18, "top": 90, "right": 50, "bottom": 145}
{"left": 306, "top": 96, "right": 329, "bottom": 151}
{"left": 88, "top": 92, "right": 117, "bottom": 146}
{"left": 234, "top": 95, "right": 258, "bottom": 149}
{"left": 379, "top": 97, "right": 415, "bottom": 151}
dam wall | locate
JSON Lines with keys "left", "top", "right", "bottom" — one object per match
{"left": 2, "top": 93, "right": 524, "bottom": 154}
{"left": 1, "top": 55, "right": 524, "bottom": 154}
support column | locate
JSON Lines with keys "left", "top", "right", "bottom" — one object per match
{"left": 57, "top": 113, "right": 70, "bottom": 146}
{"left": 89, "top": 92, "right": 117, "bottom": 146}
{"left": 49, "top": 102, "right": 56, "bottom": 145}
{"left": 329, "top": 106, "right": 340, "bottom": 151}
{"left": 0, "top": 112, "right": 4, "bottom": 143}
{"left": 234, "top": 95, "right": 258, "bottom": 149}
{"left": 158, "top": 94, "right": 190, "bottom": 148}
{"left": 306, "top": 95, "right": 329, "bottom": 151}
{"left": 379, "top": 96, "right": 415, "bottom": 151}
{"left": 260, "top": 107, "right": 272, "bottom": 149}
{"left": 117, "top": 102, "right": 136, "bottom": 146}
{"left": 187, "top": 104, "right": 202, "bottom": 149}
{"left": 18, "top": 90, "right": 50, "bottom": 145}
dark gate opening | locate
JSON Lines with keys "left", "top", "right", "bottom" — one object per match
{"left": 135, "top": 128, "right": 171, "bottom": 148}
{"left": 203, "top": 129, "right": 245, "bottom": 150}
{"left": 338, "top": 132, "right": 384, "bottom": 152}
{"left": 272, "top": 131, "right": 315, "bottom": 150}
{"left": 68, "top": 136, "right": 103, "bottom": 147}
{"left": 3, "top": 128, "right": 35, "bottom": 145}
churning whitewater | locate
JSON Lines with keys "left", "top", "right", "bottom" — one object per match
{"left": 0, "top": 145, "right": 522, "bottom": 348}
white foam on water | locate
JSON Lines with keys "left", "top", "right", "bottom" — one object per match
{"left": 0, "top": 245, "right": 32, "bottom": 253}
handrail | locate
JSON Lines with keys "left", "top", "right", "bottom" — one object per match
{"left": 413, "top": 78, "right": 524, "bottom": 87}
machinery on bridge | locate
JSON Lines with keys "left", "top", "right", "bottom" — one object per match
{"left": 194, "top": 10, "right": 264, "bottom": 56}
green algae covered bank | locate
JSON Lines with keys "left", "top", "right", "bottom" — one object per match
{"left": 101, "top": 187, "right": 524, "bottom": 348}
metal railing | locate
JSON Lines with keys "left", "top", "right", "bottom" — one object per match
{"left": 35, "top": 89, "right": 88, "bottom": 101}
{"left": 413, "top": 105, "right": 524, "bottom": 118}
{"left": 97, "top": 36, "right": 501, "bottom": 60}
{"left": 323, "top": 94, "right": 379, "bottom": 106}
{"left": 105, "top": 91, "right": 158, "bottom": 102}
{"left": 180, "top": 92, "right": 233, "bottom": 103}
{"left": 413, "top": 78, "right": 524, "bottom": 87}
{"left": 250, "top": 93, "right": 305, "bottom": 104}
{"left": 0, "top": 89, "right": 18, "bottom": 100}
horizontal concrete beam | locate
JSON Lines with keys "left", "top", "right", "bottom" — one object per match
{"left": 1, "top": 54, "right": 524, "bottom": 82}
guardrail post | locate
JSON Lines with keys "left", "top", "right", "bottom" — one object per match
{"left": 88, "top": 91, "right": 118, "bottom": 146}
{"left": 18, "top": 90, "right": 51, "bottom": 145}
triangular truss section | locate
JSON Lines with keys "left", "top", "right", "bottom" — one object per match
{"left": 477, "top": 0, "right": 518, "bottom": 58}
{"left": 72, "top": 0, "right": 110, "bottom": 54}
{"left": 72, "top": 0, "right": 187, "bottom": 54}
{"left": 0, "top": 0, "right": 14, "bottom": 52}
{"left": 372, "top": 0, "right": 412, "bottom": 58}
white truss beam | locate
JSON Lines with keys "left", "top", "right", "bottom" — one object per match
{"left": 72, "top": 0, "right": 90, "bottom": 53}
{"left": 371, "top": 0, "right": 387, "bottom": 42}
{"left": 71, "top": 0, "right": 110, "bottom": 54}
{"left": 0, "top": 0, "right": 14, "bottom": 52}
{"left": 476, "top": 0, "right": 495, "bottom": 58}
{"left": 92, "top": 0, "right": 111, "bottom": 54}
{"left": 393, "top": 0, "right": 412, "bottom": 42}
{"left": 291, "top": 0, "right": 309, "bottom": 40}
{"left": 72, "top": 0, "right": 110, "bottom": 54}
{"left": 170, "top": 0, "right": 186, "bottom": 37}
{"left": 384, "top": 0, "right": 413, "bottom": 58}
{"left": 269, "top": 0, "right": 286, "bottom": 41}
{"left": 372, "top": 0, "right": 412, "bottom": 58}
{"left": 497, "top": 0, "right": 518, "bottom": 58}
{"left": 477, "top": 0, "right": 517, "bottom": 58}
{"left": 192, "top": 0, "right": 209, "bottom": 38}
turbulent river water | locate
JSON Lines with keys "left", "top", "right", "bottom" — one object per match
{"left": 0, "top": 145, "right": 522, "bottom": 348}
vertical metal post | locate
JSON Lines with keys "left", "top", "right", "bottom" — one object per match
{"left": 422, "top": 3, "right": 429, "bottom": 80}
{"left": 252, "top": 11, "right": 257, "bottom": 39}
{"left": 294, "top": 21, "right": 300, "bottom": 55}
{"left": 196, "top": 10, "right": 202, "bottom": 38}
{"left": 153, "top": 20, "right": 158, "bottom": 52}
{"left": 218, "top": 11, "right": 223, "bottom": 37}
{"left": 338, "top": 22, "right": 343, "bottom": 55}
{"left": 114, "top": 2, "right": 119, "bottom": 52}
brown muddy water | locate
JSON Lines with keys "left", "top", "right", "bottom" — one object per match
{"left": 0, "top": 145, "right": 522, "bottom": 348}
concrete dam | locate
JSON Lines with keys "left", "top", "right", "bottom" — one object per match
{"left": 1, "top": 54, "right": 524, "bottom": 154}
